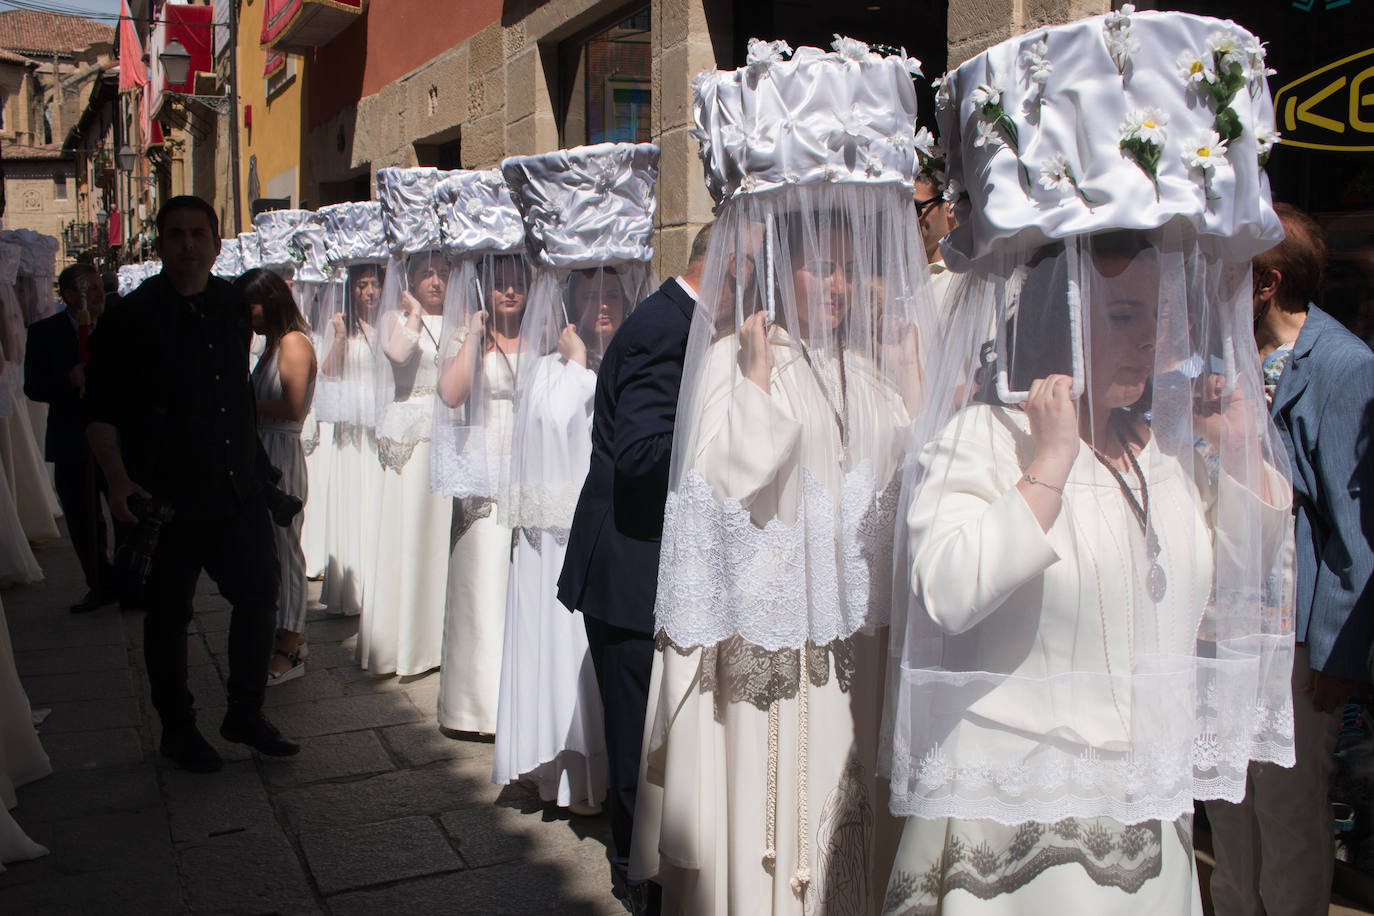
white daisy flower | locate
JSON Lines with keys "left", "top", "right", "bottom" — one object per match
{"left": 1106, "top": 32, "right": 1140, "bottom": 71}
{"left": 932, "top": 73, "right": 951, "bottom": 110}
{"left": 1038, "top": 153, "right": 1075, "bottom": 193}
{"left": 1020, "top": 35, "right": 1052, "bottom": 85}
{"left": 974, "top": 119, "right": 1002, "bottom": 149}
{"left": 746, "top": 37, "right": 793, "bottom": 68}
{"left": 1254, "top": 122, "right": 1280, "bottom": 155}
{"left": 943, "top": 177, "right": 964, "bottom": 203}
{"left": 970, "top": 84, "right": 1001, "bottom": 108}
{"left": 1183, "top": 130, "right": 1229, "bottom": 171}
{"left": 1176, "top": 51, "right": 1215, "bottom": 86}
{"left": 913, "top": 126, "right": 937, "bottom": 158}
{"left": 832, "top": 35, "right": 870, "bottom": 62}
{"left": 1120, "top": 107, "right": 1169, "bottom": 145}
{"left": 1207, "top": 29, "right": 1242, "bottom": 64}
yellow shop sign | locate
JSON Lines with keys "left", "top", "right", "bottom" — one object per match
{"left": 1273, "top": 47, "right": 1374, "bottom": 152}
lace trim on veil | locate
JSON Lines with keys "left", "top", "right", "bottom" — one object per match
{"left": 656, "top": 461, "right": 901, "bottom": 651}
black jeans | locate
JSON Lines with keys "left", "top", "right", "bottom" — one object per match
{"left": 142, "top": 493, "right": 278, "bottom": 729}
{"left": 583, "top": 614, "right": 656, "bottom": 882}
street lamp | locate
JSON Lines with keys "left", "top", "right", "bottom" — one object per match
{"left": 160, "top": 39, "right": 191, "bottom": 87}
{"left": 116, "top": 144, "right": 137, "bottom": 172}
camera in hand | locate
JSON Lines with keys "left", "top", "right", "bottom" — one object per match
{"left": 117, "top": 494, "right": 176, "bottom": 585}
{"left": 264, "top": 484, "right": 303, "bottom": 528}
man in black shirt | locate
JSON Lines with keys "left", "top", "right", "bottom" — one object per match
{"left": 85, "top": 196, "right": 299, "bottom": 772}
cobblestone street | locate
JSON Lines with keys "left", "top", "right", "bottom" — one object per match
{"left": 0, "top": 531, "right": 623, "bottom": 915}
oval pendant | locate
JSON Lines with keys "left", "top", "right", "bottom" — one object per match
{"left": 1147, "top": 562, "right": 1168, "bottom": 603}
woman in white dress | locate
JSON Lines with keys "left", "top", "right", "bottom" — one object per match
{"left": 0, "top": 242, "right": 59, "bottom": 545}
{"left": 882, "top": 13, "right": 1296, "bottom": 913}
{"left": 318, "top": 259, "right": 385, "bottom": 616}
{"left": 635, "top": 41, "right": 933, "bottom": 914}
{"left": 0, "top": 596, "right": 49, "bottom": 871}
{"left": 491, "top": 267, "right": 632, "bottom": 809}
{"left": 433, "top": 253, "right": 524, "bottom": 735}
{"left": 359, "top": 248, "right": 452, "bottom": 676}
{"left": 240, "top": 269, "right": 317, "bottom": 685}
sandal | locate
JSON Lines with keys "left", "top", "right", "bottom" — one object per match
{"left": 266, "top": 648, "right": 306, "bottom": 687}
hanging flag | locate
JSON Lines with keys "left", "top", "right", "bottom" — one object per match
{"left": 118, "top": 0, "right": 148, "bottom": 91}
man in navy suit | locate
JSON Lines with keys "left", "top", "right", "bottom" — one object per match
{"left": 558, "top": 225, "right": 715, "bottom": 915}
{"left": 24, "top": 263, "right": 120, "bottom": 612}
{"left": 1208, "top": 203, "right": 1374, "bottom": 916}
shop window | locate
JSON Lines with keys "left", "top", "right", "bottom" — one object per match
{"left": 557, "top": 4, "right": 651, "bottom": 147}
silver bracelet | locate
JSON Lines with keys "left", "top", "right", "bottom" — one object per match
{"left": 1022, "top": 472, "right": 1063, "bottom": 495}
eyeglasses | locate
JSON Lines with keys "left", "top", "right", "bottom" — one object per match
{"left": 914, "top": 195, "right": 944, "bottom": 221}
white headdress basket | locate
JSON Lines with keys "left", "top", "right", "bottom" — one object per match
{"left": 376, "top": 167, "right": 454, "bottom": 256}
{"left": 435, "top": 170, "right": 525, "bottom": 256}
{"left": 318, "top": 202, "right": 389, "bottom": 266}
{"left": 252, "top": 209, "right": 312, "bottom": 269}
{"left": 500, "top": 143, "right": 659, "bottom": 269}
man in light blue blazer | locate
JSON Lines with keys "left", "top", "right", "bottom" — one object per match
{"left": 1209, "top": 203, "right": 1374, "bottom": 916}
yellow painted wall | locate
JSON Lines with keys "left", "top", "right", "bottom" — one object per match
{"left": 236, "top": 0, "right": 306, "bottom": 222}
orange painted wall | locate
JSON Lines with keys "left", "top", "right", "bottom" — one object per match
{"left": 307, "top": 0, "right": 502, "bottom": 128}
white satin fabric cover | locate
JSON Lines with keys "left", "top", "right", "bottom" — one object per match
{"left": 252, "top": 209, "right": 312, "bottom": 269}
{"left": 938, "top": 11, "right": 1281, "bottom": 271}
{"left": 291, "top": 217, "right": 332, "bottom": 284}
{"left": 500, "top": 143, "right": 659, "bottom": 270}
{"left": 691, "top": 37, "right": 922, "bottom": 205}
{"left": 318, "top": 202, "right": 390, "bottom": 265}
{"left": 435, "top": 170, "right": 525, "bottom": 256}
{"left": 376, "top": 167, "right": 456, "bottom": 256}
{"left": 237, "top": 232, "right": 262, "bottom": 271}
{"left": 212, "top": 239, "right": 243, "bottom": 279}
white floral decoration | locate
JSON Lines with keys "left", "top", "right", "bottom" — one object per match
{"left": 832, "top": 35, "right": 871, "bottom": 62}
{"left": 782, "top": 169, "right": 800, "bottom": 185}
{"left": 970, "top": 84, "right": 1001, "bottom": 108}
{"left": 1038, "top": 152, "right": 1098, "bottom": 206}
{"left": 1038, "top": 154, "right": 1074, "bottom": 193}
{"left": 501, "top": 224, "right": 524, "bottom": 245}
{"left": 1020, "top": 34, "right": 1052, "bottom": 87}
{"left": 974, "top": 119, "right": 1002, "bottom": 149}
{"left": 913, "top": 127, "right": 937, "bottom": 158}
{"left": 943, "top": 176, "right": 964, "bottom": 203}
{"left": 865, "top": 155, "right": 885, "bottom": 177}
{"left": 1255, "top": 122, "right": 1280, "bottom": 167}
{"left": 1120, "top": 106, "right": 1170, "bottom": 146}
{"left": 479, "top": 171, "right": 504, "bottom": 188}
{"left": 899, "top": 48, "right": 923, "bottom": 77}
{"left": 1242, "top": 35, "right": 1277, "bottom": 97}
{"left": 746, "top": 38, "right": 792, "bottom": 79}
{"left": 932, "top": 73, "right": 951, "bottom": 110}
{"left": 1206, "top": 29, "right": 1243, "bottom": 65}
{"left": 1183, "top": 130, "right": 1229, "bottom": 172}
{"left": 1102, "top": 3, "right": 1137, "bottom": 76}
{"left": 1176, "top": 50, "right": 1216, "bottom": 88}
{"left": 463, "top": 197, "right": 486, "bottom": 217}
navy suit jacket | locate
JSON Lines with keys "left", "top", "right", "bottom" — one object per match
{"left": 23, "top": 308, "right": 87, "bottom": 465}
{"left": 1271, "top": 306, "right": 1374, "bottom": 680}
{"left": 557, "top": 278, "right": 694, "bottom": 633}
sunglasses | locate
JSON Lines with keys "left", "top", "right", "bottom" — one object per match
{"left": 914, "top": 195, "right": 945, "bottom": 220}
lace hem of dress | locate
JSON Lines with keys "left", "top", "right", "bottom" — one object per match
{"left": 430, "top": 445, "right": 498, "bottom": 500}
{"left": 377, "top": 435, "right": 427, "bottom": 472}
{"left": 655, "top": 460, "right": 901, "bottom": 652}
{"left": 656, "top": 631, "right": 861, "bottom": 720}
{"left": 501, "top": 482, "right": 582, "bottom": 532}
{"left": 881, "top": 819, "right": 1173, "bottom": 915}
{"left": 451, "top": 496, "right": 495, "bottom": 545}
{"left": 887, "top": 695, "right": 1295, "bottom": 826}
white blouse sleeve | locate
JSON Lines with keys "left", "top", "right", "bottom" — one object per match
{"left": 908, "top": 409, "right": 1060, "bottom": 635}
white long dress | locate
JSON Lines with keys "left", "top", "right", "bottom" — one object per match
{"left": 880, "top": 403, "right": 1241, "bottom": 915}
{"left": 436, "top": 351, "right": 516, "bottom": 734}
{"left": 299, "top": 411, "right": 332, "bottom": 580}
{"left": 359, "top": 313, "right": 452, "bottom": 676}
{"left": 320, "top": 327, "right": 380, "bottom": 617}
{"left": 491, "top": 355, "right": 607, "bottom": 806}
{"left": 251, "top": 342, "right": 314, "bottom": 635}
{"left": 635, "top": 329, "right": 909, "bottom": 915}
{"left": 0, "top": 597, "right": 50, "bottom": 871}
{"left": 0, "top": 464, "right": 40, "bottom": 586}
{"left": 0, "top": 393, "right": 59, "bottom": 544}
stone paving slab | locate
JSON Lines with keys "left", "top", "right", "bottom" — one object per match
{"left": 3, "top": 531, "right": 625, "bottom": 915}
{"left": 299, "top": 814, "right": 463, "bottom": 895}
{"left": 260, "top": 728, "right": 397, "bottom": 788}
{"left": 13, "top": 643, "right": 128, "bottom": 676}
{"left": 37, "top": 726, "right": 144, "bottom": 771}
